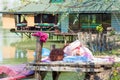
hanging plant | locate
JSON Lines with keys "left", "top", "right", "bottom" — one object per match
{"left": 32, "top": 31, "right": 48, "bottom": 43}
{"left": 96, "top": 24, "right": 103, "bottom": 33}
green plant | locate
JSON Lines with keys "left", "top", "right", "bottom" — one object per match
{"left": 111, "top": 63, "right": 120, "bottom": 80}
{"left": 109, "top": 30, "right": 115, "bottom": 36}
{"left": 96, "top": 24, "right": 103, "bottom": 33}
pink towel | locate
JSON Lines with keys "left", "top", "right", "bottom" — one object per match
{"left": 0, "top": 64, "right": 34, "bottom": 80}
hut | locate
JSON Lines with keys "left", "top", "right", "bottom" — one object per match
{"left": 0, "top": 0, "right": 120, "bottom": 33}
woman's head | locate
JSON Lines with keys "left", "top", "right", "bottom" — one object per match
{"left": 49, "top": 48, "right": 64, "bottom": 61}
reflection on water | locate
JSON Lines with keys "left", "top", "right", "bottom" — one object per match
{"left": 15, "top": 49, "right": 27, "bottom": 58}
{"left": 0, "top": 50, "right": 2, "bottom": 62}
{"left": 26, "top": 50, "right": 35, "bottom": 60}
{"left": 0, "top": 28, "right": 3, "bottom": 62}
{"left": 0, "top": 27, "right": 34, "bottom": 64}
{"left": 2, "top": 46, "right": 16, "bottom": 59}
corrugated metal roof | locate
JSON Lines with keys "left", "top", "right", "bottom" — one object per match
{"left": 0, "top": 0, "right": 120, "bottom": 14}
{"left": 18, "top": 3, "right": 50, "bottom": 13}
{"left": 67, "top": 0, "right": 120, "bottom": 13}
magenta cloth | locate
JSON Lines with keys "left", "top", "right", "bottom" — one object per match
{"left": 32, "top": 31, "right": 48, "bottom": 42}
{"left": 0, "top": 64, "right": 34, "bottom": 80}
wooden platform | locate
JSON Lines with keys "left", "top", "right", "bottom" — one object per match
{"left": 53, "top": 33, "right": 77, "bottom": 43}
{"left": 26, "top": 61, "right": 114, "bottom": 80}
{"left": 10, "top": 29, "right": 77, "bottom": 42}
{"left": 10, "top": 29, "right": 54, "bottom": 38}
{"left": 13, "top": 30, "right": 54, "bottom": 33}
{"left": 27, "top": 61, "right": 113, "bottom": 72}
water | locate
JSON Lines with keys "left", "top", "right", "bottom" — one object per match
{"left": 0, "top": 27, "right": 93, "bottom": 80}
{"left": 0, "top": 27, "right": 34, "bottom": 65}
{"left": 0, "top": 27, "right": 86, "bottom": 80}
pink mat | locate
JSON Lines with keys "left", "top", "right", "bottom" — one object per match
{"left": 0, "top": 64, "right": 34, "bottom": 80}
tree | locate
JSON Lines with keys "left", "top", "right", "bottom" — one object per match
{"left": 1, "top": 0, "right": 9, "bottom": 10}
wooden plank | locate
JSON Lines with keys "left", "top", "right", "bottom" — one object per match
{"left": 13, "top": 30, "right": 55, "bottom": 33}
{"left": 28, "top": 61, "right": 113, "bottom": 66}
{"left": 10, "top": 30, "right": 55, "bottom": 38}
{"left": 26, "top": 61, "right": 114, "bottom": 80}
{"left": 27, "top": 65, "right": 104, "bottom": 72}
{"left": 54, "top": 33, "right": 77, "bottom": 36}
{"left": 53, "top": 33, "right": 77, "bottom": 43}
{"left": 26, "top": 61, "right": 113, "bottom": 72}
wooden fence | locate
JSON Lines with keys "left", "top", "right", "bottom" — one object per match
{"left": 77, "top": 32, "right": 119, "bottom": 53}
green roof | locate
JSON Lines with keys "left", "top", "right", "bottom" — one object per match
{"left": 0, "top": 0, "right": 120, "bottom": 14}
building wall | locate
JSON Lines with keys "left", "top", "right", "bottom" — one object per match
{"left": 2, "top": 14, "right": 16, "bottom": 29}
{"left": 26, "top": 14, "right": 34, "bottom": 27}
{"left": 111, "top": 13, "right": 120, "bottom": 33}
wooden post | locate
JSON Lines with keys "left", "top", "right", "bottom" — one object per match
{"left": 84, "top": 62, "right": 113, "bottom": 80}
{"left": 50, "top": 44, "right": 56, "bottom": 50}
{"left": 103, "top": 34, "right": 107, "bottom": 51}
{"left": 35, "top": 37, "right": 47, "bottom": 80}
{"left": 35, "top": 37, "right": 43, "bottom": 62}
{"left": 52, "top": 71, "right": 61, "bottom": 80}
{"left": 84, "top": 69, "right": 112, "bottom": 80}
{"left": 89, "top": 32, "right": 94, "bottom": 52}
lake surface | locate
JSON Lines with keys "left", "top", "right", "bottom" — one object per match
{"left": 1, "top": 27, "right": 113, "bottom": 80}
{"left": 0, "top": 27, "right": 34, "bottom": 65}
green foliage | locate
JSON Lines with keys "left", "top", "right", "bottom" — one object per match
{"left": 20, "top": 0, "right": 28, "bottom": 3}
{"left": 114, "top": 63, "right": 120, "bottom": 67}
{"left": 8, "top": 9, "right": 16, "bottom": 12}
{"left": 96, "top": 24, "right": 103, "bottom": 33}
{"left": 109, "top": 29, "right": 115, "bottom": 36}
{"left": 0, "top": 20, "right": 2, "bottom": 26}
{"left": 11, "top": 38, "right": 36, "bottom": 50}
{"left": 20, "top": 0, "right": 30, "bottom": 4}
{"left": 44, "top": 72, "right": 84, "bottom": 80}
{"left": 111, "top": 63, "right": 120, "bottom": 80}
